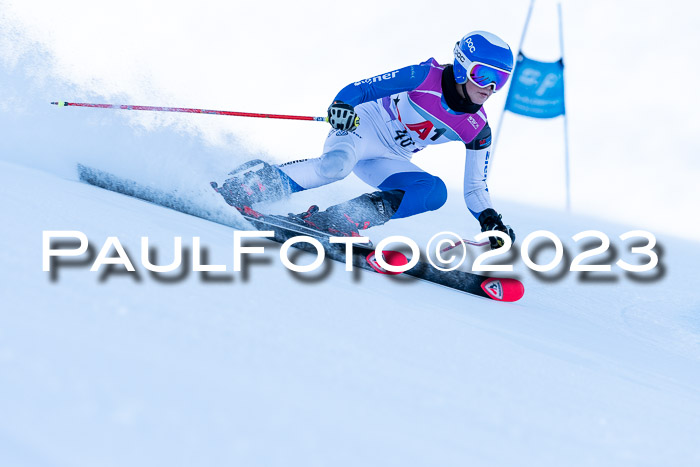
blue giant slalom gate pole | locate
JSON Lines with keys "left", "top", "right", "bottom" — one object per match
{"left": 491, "top": 0, "right": 535, "bottom": 163}
{"left": 558, "top": 2, "right": 571, "bottom": 212}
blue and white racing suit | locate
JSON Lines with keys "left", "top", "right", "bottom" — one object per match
{"left": 279, "top": 58, "right": 495, "bottom": 220}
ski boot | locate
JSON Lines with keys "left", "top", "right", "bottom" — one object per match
{"left": 286, "top": 189, "right": 405, "bottom": 237}
{"left": 211, "top": 159, "right": 293, "bottom": 209}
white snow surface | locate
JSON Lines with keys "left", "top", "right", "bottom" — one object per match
{"left": 2, "top": 159, "right": 700, "bottom": 467}
{"left": 2, "top": 2, "right": 700, "bottom": 464}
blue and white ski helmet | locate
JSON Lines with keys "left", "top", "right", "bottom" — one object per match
{"left": 453, "top": 31, "right": 514, "bottom": 91}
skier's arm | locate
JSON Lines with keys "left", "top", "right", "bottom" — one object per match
{"left": 463, "top": 124, "right": 494, "bottom": 218}
{"left": 464, "top": 123, "right": 516, "bottom": 249}
{"left": 333, "top": 64, "right": 431, "bottom": 107}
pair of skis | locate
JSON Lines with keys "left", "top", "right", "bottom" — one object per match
{"left": 77, "top": 164, "right": 524, "bottom": 302}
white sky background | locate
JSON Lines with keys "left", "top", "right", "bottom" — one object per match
{"left": 1, "top": 0, "right": 699, "bottom": 240}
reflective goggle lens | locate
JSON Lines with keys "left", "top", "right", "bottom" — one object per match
{"left": 469, "top": 63, "right": 511, "bottom": 91}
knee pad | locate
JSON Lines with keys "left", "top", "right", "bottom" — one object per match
{"left": 379, "top": 172, "right": 447, "bottom": 218}
{"left": 317, "top": 146, "right": 355, "bottom": 180}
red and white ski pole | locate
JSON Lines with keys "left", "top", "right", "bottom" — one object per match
{"left": 51, "top": 101, "right": 329, "bottom": 123}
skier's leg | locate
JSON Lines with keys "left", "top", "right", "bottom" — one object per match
{"left": 213, "top": 129, "right": 364, "bottom": 208}
{"left": 278, "top": 129, "right": 362, "bottom": 189}
{"left": 287, "top": 157, "right": 447, "bottom": 236}
{"left": 283, "top": 133, "right": 413, "bottom": 236}
{"left": 211, "top": 159, "right": 305, "bottom": 207}
{"left": 289, "top": 189, "right": 405, "bottom": 236}
{"left": 353, "top": 158, "right": 447, "bottom": 219}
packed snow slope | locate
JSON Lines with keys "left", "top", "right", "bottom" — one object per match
{"left": 1, "top": 159, "right": 700, "bottom": 467}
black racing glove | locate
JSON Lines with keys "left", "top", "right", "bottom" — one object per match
{"left": 327, "top": 101, "right": 359, "bottom": 131}
{"left": 478, "top": 208, "right": 516, "bottom": 250}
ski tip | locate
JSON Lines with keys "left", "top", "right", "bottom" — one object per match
{"left": 366, "top": 250, "right": 408, "bottom": 275}
{"left": 481, "top": 277, "right": 524, "bottom": 302}
{"left": 51, "top": 101, "right": 66, "bottom": 106}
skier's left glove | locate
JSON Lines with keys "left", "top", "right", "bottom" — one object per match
{"left": 478, "top": 208, "right": 516, "bottom": 250}
{"left": 327, "top": 101, "right": 359, "bottom": 131}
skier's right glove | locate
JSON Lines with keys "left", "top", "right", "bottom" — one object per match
{"left": 478, "top": 208, "right": 516, "bottom": 250}
{"left": 327, "top": 101, "right": 359, "bottom": 131}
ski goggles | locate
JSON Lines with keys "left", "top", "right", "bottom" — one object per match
{"left": 468, "top": 63, "right": 511, "bottom": 91}
{"left": 453, "top": 43, "right": 512, "bottom": 91}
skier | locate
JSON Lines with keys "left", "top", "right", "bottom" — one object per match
{"left": 213, "top": 31, "right": 516, "bottom": 249}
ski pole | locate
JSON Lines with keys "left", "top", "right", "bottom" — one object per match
{"left": 440, "top": 238, "right": 490, "bottom": 253}
{"left": 51, "top": 101, "right": 328, "bottom": 122}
